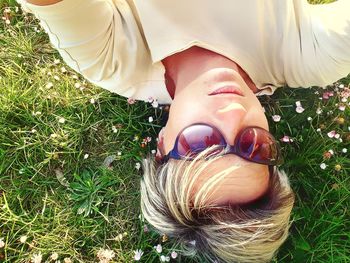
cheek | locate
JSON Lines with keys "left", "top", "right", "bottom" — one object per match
{"left": 245, "top": 107, "right": 269, "bottom": 130}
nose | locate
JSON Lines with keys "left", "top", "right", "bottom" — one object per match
{"left": 213, "top": 102, "right": 247, "bottom": 145}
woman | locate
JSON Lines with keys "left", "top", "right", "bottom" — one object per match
{"left": 18, "top": 0, "right": 350, "bottom": 262}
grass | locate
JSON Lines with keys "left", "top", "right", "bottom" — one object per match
{"left": 0, "top": 0, "right": 349, "bottom": 262}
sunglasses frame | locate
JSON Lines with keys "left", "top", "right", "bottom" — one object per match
{"left": 157, "top": 123, "right": 283, "bottom": 166}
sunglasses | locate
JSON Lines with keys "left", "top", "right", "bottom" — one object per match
{"left": 156, "top": 123, "right": 282, "bottom": 165}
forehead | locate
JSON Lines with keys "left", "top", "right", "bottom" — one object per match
{"left": 185, "top": 155, "right": 270, "bottom": 205}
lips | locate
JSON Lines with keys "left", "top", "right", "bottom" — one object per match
{"left": 209, "top": 85, "right": 243, "bottom": 96}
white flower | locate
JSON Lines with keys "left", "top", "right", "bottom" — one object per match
{"left": 50, "top": 252, "right": 59, "bottom": 260}
{"left": 151, "top": 100, "right": 159, "bottom": 108}
{"left": 316, "top": 128, "right": 321, "bottom": 132}
{"left": 307, "top": 117, "right": 312, "bottom": 121}
{"left": 272, "top": 115, "right": 281, "bottom": 122}
{"left": 46, "top": 82, "right": 54, "bottom": 89}
{"left": 112, "top": 126, "right": 118, "bottom": 133}
{"left": 83, "top": 154, "right": 89, "bottom": 159}
{"left": 160, "top": 255, "right": 170, "bottom": 262}
{"left": 117, "top": 151, "right": 122, "bottom": 156}
{"left": 90, "top": 98, "right": 96, "bottom": 104}
{"left": 114, "top": 233, "right": 124, "bottom": 242}
{"left": 54, "top": 59, "right": 60, "bottom": 64}
{"left": 61, "top": 67, "right": 67, "bottom": 73}
{"left": 0, "top": 238, "right": 5, "bottom": 248}
{"left": 338, "top": 105, "right": 346, "bottom": 111}
{"left": 328, "top": 149, "right": 334, "bottom": 155}
{"left": 135, "top": 163, "right": 141, "bottom": 170}
{"left": 20, "top": 235, "right": 27, "bottom": 243}
{"left": 148, "top": 117, "right": 154, "bottom": 123}
{"left": 154, "top": 244, "right": 162, "bottom": 253}
{"left": 97, "top": 248, "right": 115, "bottom": 262}
{"left": 327, "top": 131, "right": 336, "bottom": 138}
{"left": 295, "top": 101, "right": 302, "bottom": 107}
{"left": 58, "top": 117, "right": 65, "bottom": 124}
{"left": 339, "top": 84, "right": 344, "bottom": 89}
{"left": 334, "top": 133, "right": 340, "bottom": 139}
{"left": 320, "top": 163, "right": 327, "bottom": 170}
{"left": 74, "top": 83, "right": 81, "bottom": 89}
{"left": 134, "top": 249, "right": 144, "bottom": 261}
{"left": 63, "top": 258, "right": 72, "bottom": 263}
{"left": 54, "top": 75, "right": 60, "bottom": 81}
{"left": 316, "top": 108, "right": 322, "bottom": 115}
{"left": 151, "top": 150, "right": 156, "bottom": 154}
{"left": 342, "top": 148, "right": 348, "bottom": 153}
{"left": 171, "top": 251, "right": 178, "bottom": 259}
{"left": 296, "top": 106, "right": 305, "bottom": 113}
{"left": 31, "top": 252, "right": 42, "bottom": 263}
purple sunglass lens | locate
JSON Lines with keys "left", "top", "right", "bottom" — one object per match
{"left": 237, "top": 128, "right": 277, "bottom": 162}
{"left": 176, "top": 125, "right": 226, "bottom": 157}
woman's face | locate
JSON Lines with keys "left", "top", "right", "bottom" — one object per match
{"left": 159, "top": 65, "right": 271, "bottom": 205}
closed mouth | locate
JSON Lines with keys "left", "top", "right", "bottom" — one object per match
{"left": 209, "top": 85, "right": 244, "bottom": 96}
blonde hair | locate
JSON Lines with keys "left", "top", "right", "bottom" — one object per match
{"left": 140, "top": 147, "right": 295, "bottom": 263}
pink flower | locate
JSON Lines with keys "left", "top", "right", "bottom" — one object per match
{"left": 338, "top": 104, "right": 346, "bottom": 111}
{"left": 327, "top": 131, "right": 336, "bottom": 138}
{"left": 127, "top": 98, "right": 136, "bottom": 105}
{"left": 281, "top": 136, "right": 291, "bottom": 143}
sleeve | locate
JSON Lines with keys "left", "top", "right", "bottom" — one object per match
{"left": 16, "top": 0, "right": 155, "bottom": 99}
{"left": 281, "top": 0, "right": 350, "bottom": 88}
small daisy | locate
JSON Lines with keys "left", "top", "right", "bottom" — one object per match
{"left": 338, "top": 104, "right": 346, "bottom": 111}
{"left": 58, "top": 117, "right": 66, "bottom": 124}
{"left": 327, "top": 131, "right": 336, "bottom": 138}
{"left": 83, "top": 154, "right": 89, "bottom": 159}
{"left": 280, "top": 136, "right": 291, "bottom": 143}
{"left": 127, "top": 98, "right": 136, "bottom": 105}
{"left": 154, "top": 244, "right": 162, "bottom": 253}
{"left": 0, "top": 238, "right": 5, "bottom": 248}
{"left": 112, "top": 126, "right": 118, "bottom": 133}
{"left": 160, "top": 255, "right": 170, "bottom": 262}
{"left": 320, "top": 163, "right": 327, "bottom": 170}
{"left": 97, "top": 248, "right": 115, "bottom": 262}
{"left": 20, "top": 235, "right": 28, "bottom": 243}
{"left": 135, "top": 163, "right": 141, "bottom": 170}
{"left": 296, "top": 106, "right": 305, "bottom": 114}
{"left": 134, "top": 249, "right": 144, "bottom": 261}
{"left": 46, "top": 82, "right": 53, "bottom": 89}
{"left": 342, "top": 148, "right": 348, "bottom": 153}
{"left": 152, "top": 100, "right": 159, "bottom": 108}
{"left": 171, "top": 251, "right": 178, "bottom": 259}
{"left": 50, "top": 252, "right": 59, "bottom": 260}
{"left": 148, "top": 117, "right": 154, "bottom": 123}
{"left": 31, "top": 252, "right": 42, "bottom": 263}
{"left": 90, "top": 98, "right": 96, "bottom": 104}
{"left": 272, "top": 115, "right": 281, "bottom": 122}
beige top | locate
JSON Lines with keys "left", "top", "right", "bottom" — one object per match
{"left": 18, "top": 0, "right": 350, "bottom": 104}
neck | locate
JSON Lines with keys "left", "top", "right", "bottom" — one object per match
{"left": 162, "top": 46, "right": 258, "bottom": 99}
